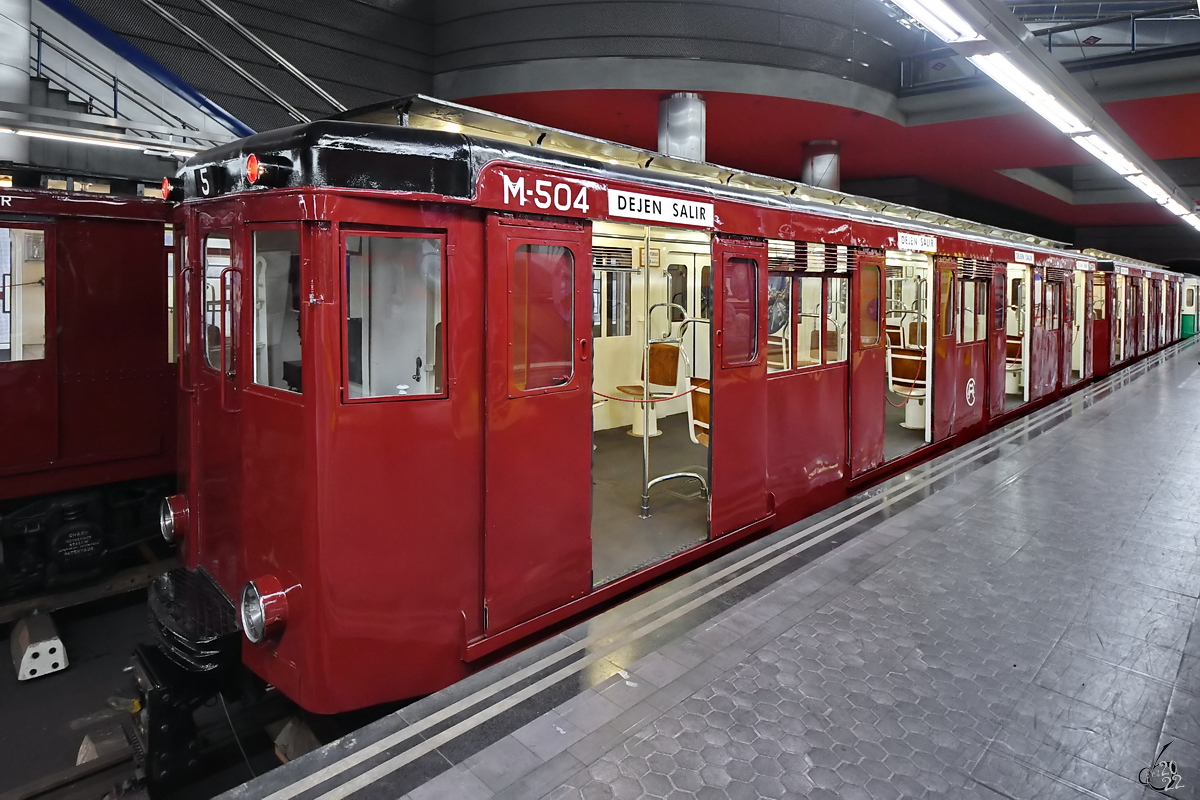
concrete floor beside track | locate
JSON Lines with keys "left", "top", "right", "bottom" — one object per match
{"left": 227, "top": 339, "right": 1200, "bottom": 800}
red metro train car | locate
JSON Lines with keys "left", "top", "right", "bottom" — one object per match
{"left": 0, "top": 186, "right": 175, "bottom": 598}
{"left": 149, "top": 97, "right": 1184, "bottom": 723}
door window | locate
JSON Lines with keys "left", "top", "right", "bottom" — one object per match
{"left": 253, "top": 229, "right": 302, "bottom": 394}
{"left": 722, "top": 256, "right": 758, "bottom": 365}
{"left": 859, "top": 264, "right": 881, "bottom": 346}
{"left": 958, "top": 280, "right": 988, "bottom": 343}
{"left": 0, "top": 227, "right": 46, "bottom": 363}
{"left": 512, "top": 244, "right": 574, "bottom": 391}
{"left": 345, "top": 233, "right": 444, "bottom": 399}
{"left": 203, "top": 234, "right": 234, "bottom": 374}
{"left": 939, "top": 269, "right": 954, "bottom": 337}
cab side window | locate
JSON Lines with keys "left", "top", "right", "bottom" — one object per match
{"left": 253, "top": 230, "right": 302, "bottom": 393}
{"left": 0, "top": 227, "right": 46, "bottom": 363}
{"left": 345, "top": 234, "right": 444, "bottom": 399}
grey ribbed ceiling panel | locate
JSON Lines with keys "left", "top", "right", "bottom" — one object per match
{"left": 60, "top": 0, "right": 919, "bottom": 131}
{"left": 431, "top": 1, "right": 916, "bottom": 91}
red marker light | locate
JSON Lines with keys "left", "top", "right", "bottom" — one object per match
{"left": 246, "top": 153, "right": 263, "bottom": 184}
{"left": 161, "top": 177, "right": 171, "bottom": 199}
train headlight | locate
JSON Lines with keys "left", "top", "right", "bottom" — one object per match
{"left": 159, "top": 495, "right": 188, "bottom": 542}
{"left": 240, "top": 575, "right": 288, "bottom": 644}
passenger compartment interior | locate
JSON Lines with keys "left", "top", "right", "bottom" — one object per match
{"left": 883, "top": 251, "right": 931, "bottom": 461}
{"left": 589, "top": 223, "right": 712, "bottom": 586}
{"left": 1005, "top": 265, "right": 1030, "bottom": 412}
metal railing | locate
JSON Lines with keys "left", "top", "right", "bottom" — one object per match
{"left": 25, "top": 24, "right": 232, "bottom": 151}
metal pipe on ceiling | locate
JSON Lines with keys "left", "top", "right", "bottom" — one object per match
{"left": 191, "top": 0, "right": 346, "bottom": 113}
{"left": 134, "top": 0, "right": 309, "bottom": 123}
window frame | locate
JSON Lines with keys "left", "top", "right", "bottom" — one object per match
{"left": 247, "top": 223, "right": 305, "bottom": 401}
{"left": 508, "top": 240, "right": 578, "bottom": 394}
{"left": 200, "top": 230, "right": 237, "bottom": 377}
{"left": 0, "top": 222, "right": 52, "bottom": 366}
{"left": 721, "top": 255, "right": 760, "bottom": 368}
{"left": 339, "top": 227, "right": 448, "bottom": 404}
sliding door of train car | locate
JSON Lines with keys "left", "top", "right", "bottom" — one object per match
{"left": 988, "top": 264, "right": 1008, "bottom": 420}
{"left": 1065, "top": 269, "right": 1093, "bottom": 385}
{"left": 710, "top": 234, "right": 770, "bottom": 538}
{"left": 951, "top": 264, "right": 991, "bottom": 432}
{"left": 849, "top": 253, "right": 886, "bottom": 476}
{"left": 931, "top": 258, "right": 957, "bottom": 441}
{"left": 483, "top": 215, "right": 593, "bottom": 632}
{"left": 188, "top": 210, "right": 243, "bottom": 590}
{"left": 1091, "top": 273, "right": 1110, "bottom": 377}
{"left": 0, "top": 222, "right": 56, "bottom": 470}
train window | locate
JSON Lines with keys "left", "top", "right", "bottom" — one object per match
{"left": 253, "top": 229, "right": 302, "bottom": 394}
{"left": 766, "top": 274, "right": 793, "bottom": 373}
{"left": 1093, "top": 276, "right": 1106, "bottom": 320}
{"left": 700, "top": 264, "right": 712, "bottom": 320}
{"left": 722, "top": 257, "right": 758, "bottom": 366}
{"left": 166, "top": 227, "right": 176, "bottom": 364}
{"left": 345, "top": 234, "right": 443, "bottom": 399}
{"left": 178, "top": 233, "right": 190, "bottom": 367}
{"left": 0, "top": 228, "right": 46, "bottom": 363}
{"left": 667, "top": 264, "right": 688, "bottom": 322}
{"left": 993, "top": 278, "right": 1005, "bottom": 330}
{"left": 958, "top": 280, "right": 988, "bottom": 343}
{"left": 827, "top": 276, "right": 848, "bottom": 363}
{"left": 1045, "top": 283, "right": 1061, "bottom": 330}
{"left": 939, "top": 270, "right": 954, "bottom": 338}
{"left": 859, "top": 264, "right": 881, "bottom": 346}
{"left": 1188, "top": 288, "right": 1195, "bottom": 308}
{"left": 203, "top": 235, "right": 234, "bottom": 374}
{"left": 512, "top": 244, "right": 574, "bottom": 391}
{"left": 797, "top": 276, "right": 822, "bottom": 366}
{"left": 605, "top": 272, "right": 632, "bottom": 337}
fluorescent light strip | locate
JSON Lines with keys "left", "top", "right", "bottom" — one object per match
{"left": 1163, "top": 198, "right": 1191, "bottom": 216}
{"left": 15, "top": 129, "right": 142, "bottom": 150}
{"left": 968, "top": 53, "right": 1089, "bottom": 134}
{"left": 1184, "top": 215, "right": 1200, "bottom": 231}
{"left": 891, "top": 0, "right": 984, "bottom": 42}
{"left": 1071, "top": 134, "right": 1141, "bottom": 177}
{"left": 1126, "top": 173, "right": 1173, "bottom": 205}
{"left": 1, "top": 127, "right": 198, "bottom": 157}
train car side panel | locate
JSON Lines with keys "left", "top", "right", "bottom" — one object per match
{"left": 766, "top": 365, "right": 847, "bottom": 521}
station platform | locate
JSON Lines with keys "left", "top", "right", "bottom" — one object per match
{"left": 226, "top": 340, "right": 1200, "bottom": 800}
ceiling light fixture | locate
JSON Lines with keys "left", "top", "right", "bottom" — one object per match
{"left": 15, "top": 129, "right": 142, "bottom": 150}
{"left": 889, "top": 0, "right": 984, "bottom": 42}
{"left": 967, "top": 53, "right": 1090, "bottom": 134}
{"left": 1183, "top": 214, "right": 1200, "bottom": 232}
{"left": 1126, "top": 174, "right": 1174, "bottom": 205}
{"left": 1162, "top": 198, "right": 1191, "bottom": 216}
{"left": 1071, "top": 134, "right": 1141, "bottom": 177}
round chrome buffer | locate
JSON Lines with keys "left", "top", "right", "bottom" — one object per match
{"left": 159, "top": 495, "right": 188, "bottom": 542}
{"left": 240, "top": 575, "right": 288, "bottom": 644}
{"left": 241, "top": 582, "right": 266, "bottom": 643}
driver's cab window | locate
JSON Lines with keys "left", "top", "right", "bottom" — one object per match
{"left": 253, "top": 230, "right": 302, "bottom": 393}
{"left": 345, "top": 233, "right": 444, "bottom": 399}
{"left": 0, "top": 227, "right": 46, "bottom": 362}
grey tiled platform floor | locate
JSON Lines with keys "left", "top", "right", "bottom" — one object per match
{"left": 403, "top": 348, "right": 1200, "bottom": 800}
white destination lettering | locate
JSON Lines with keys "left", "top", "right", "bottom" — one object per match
{"left": 497, "top": 171, "right": 589, "bottom": 214}
{"left": 1014, "top": 251, "right": 1036, "bottom": 264}
{"left": 0, "top": 196, "right": 11, "bottom": 207}
{"left": 608, "top": 190, "right": 713, "bottom": 228}
{"left": 897, "top": 232, "right": 937, "bottom": 253}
